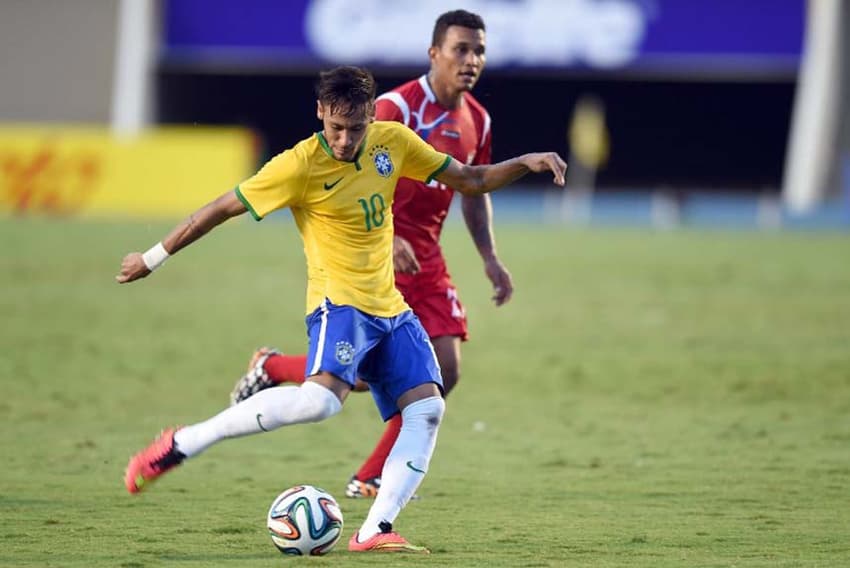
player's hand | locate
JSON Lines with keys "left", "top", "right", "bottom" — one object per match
{"left": 484, "top": 257, "right": 514, "bottom": 306}
{"left": 521, "top": 152, "right": 567, "bottom": 186}
{"left": 115, "top": 252, "right": 151, "bottom": 284}
{"left": 393, "top": 236, "right": 421, "bottom": 275}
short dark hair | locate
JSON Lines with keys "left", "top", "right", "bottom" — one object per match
{"left": 315, "top": 66, "right": 376, "bottom": 117}
{"left": 431, "top": 9, "right": 485, "bottom": 47}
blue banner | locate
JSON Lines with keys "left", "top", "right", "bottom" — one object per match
{"left": 163, "top": 0, "right": 803, "bottom": 75}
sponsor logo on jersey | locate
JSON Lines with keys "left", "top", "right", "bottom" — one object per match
{"left": 323, "top": 176, "right": 343, "bottom": 190}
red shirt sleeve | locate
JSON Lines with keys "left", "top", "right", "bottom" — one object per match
{"left": 376, "top": 97, "right": 404, "bottom": 123}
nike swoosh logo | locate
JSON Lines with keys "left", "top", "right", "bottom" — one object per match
{"left": 256, "top": 413, "right": 269, "bottom": 432}
{"left": 323, "top": 177, "right": 343, "bottom": 190}
{"left": 406, "top": 460, "right": 426, "bottom": 474}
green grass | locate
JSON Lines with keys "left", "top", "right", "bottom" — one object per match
{"left": 1, "top": 215, "right": 849, "bottom": 567}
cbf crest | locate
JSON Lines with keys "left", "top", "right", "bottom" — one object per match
{"left": 335, "top": 340, "right": 355, "bottom": 365}
{"left": 369, "top": 144, "right": 394, "bottom": 177}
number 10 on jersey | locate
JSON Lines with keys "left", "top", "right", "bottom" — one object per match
{"left": 358, "top": 193, "right": 386, "bottom": 231}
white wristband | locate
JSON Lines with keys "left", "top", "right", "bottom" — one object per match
{"left": 142, "top": 242, "right": 170, "bottom": 271}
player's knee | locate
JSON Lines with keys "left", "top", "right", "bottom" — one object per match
{"left": 295, "top": 382, "right": 342, "bottom": 422}
{"left": 430, "top": 396, "right": 446, "bottom": 426}
{"left": 402, "top": 395, "right": 445, "bottom": 430}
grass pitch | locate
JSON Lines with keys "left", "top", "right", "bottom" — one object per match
{"left": 1, "top": 215, "right": 848, "bottom": 567}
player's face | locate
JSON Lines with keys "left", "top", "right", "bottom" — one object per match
{"left": 317, "top": 101, "right": 374, "bottom": 161}
{"left": 429, "top": 25, "right": 486, "bottom": 94}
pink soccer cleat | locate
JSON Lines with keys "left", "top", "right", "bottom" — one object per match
{"left": 348, "top": 522, "right": 429, "bottom": 554}
{"left": 124, "top": 427, "right": 186, "bottom": 494}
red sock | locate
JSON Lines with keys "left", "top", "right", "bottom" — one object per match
{"left": 356, "top": 413, "right": 402, "bottom": 481}
{"left": 264, "top": 354, "right": 307, "bottom": 384}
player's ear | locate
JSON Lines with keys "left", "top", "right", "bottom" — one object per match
{"left": 316, "top": 100, "right": 324, "bottom": 120}
{"left": 427, "top": 45, "right": 438, "bottom": 63}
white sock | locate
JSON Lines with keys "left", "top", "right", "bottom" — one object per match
{"left": 358, "top": 396, "right": 445, "bottom": 540}
{"left": 173, "top": 382, "right": 341, "bottom": 457}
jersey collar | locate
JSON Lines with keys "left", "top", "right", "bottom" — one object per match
{"left": 418, "top": 74, "right": 436, "bottom": 103}
{"left": 420, "top": 73, "right": 465, "bottom": 111}
{"left": 316, "top": 131, "right": 365, "bottom": 171}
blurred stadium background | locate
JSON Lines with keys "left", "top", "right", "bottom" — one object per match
{"left": 0, "top": 0, "right": 848, "bottom": 228}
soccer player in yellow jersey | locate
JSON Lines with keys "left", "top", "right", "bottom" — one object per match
{"left": 117, "top": 66, "right": 566, "bottom": 554}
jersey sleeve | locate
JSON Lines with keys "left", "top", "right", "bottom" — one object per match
{"left": 395, "top": 124, "right": 452, "bottom": 184}
{"left": 375, "top": 96, "right": 405, "bottom": 123}
{"left": 235, "top": 147, "right": 307, "bottom": 220}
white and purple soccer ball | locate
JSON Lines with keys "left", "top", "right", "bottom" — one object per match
{"left": 267, "top": 485, "right": 344, "bottom": 556}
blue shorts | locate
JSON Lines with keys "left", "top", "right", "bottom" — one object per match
{"left": 305, "top": 299, "right": 443, "bottom": 420}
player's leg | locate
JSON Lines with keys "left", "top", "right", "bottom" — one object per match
{"left": 411, "top": 283, "right": 468, "bottom": 395}
{"left": 347, "top": 285, "right": 466, "bottom": 497}
{"left": 263, "top": 351, "right": 308, "bottom": 384}
{"left": 350, "top": 386, "right": 444, "bottom": 552}
{"left": 346, "top": 413, "right": 401, "bottom": 498}
{"left": 125, "top": 375, "right": 348, "bottom": 493}
{"left": 349, "top": 313, "right": 444, "bottom": 552}
{"left": 125, "top": 301, "right": 369, "bottom": 494}
{"left": 347, "top": 335, "right": 459, "bottom": 497}
{"left": 231, "top": 349, "right": 369, "bottom": 405}
{"left": 431, "top": 335, "right": 461, "bottom": 393}
{"left": 229, "top": 348, "right": 307, "bottom": 405}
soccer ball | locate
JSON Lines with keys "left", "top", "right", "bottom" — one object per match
{"left": 267, "top": 485, "right": 344, "bottom": 556}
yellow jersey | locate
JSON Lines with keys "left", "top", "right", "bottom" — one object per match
{"left": 236, "top": 120, "right": 451, "bottom": 317}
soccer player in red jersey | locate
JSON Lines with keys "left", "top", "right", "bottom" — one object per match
{"left": 230, "top": 10, "right": 513, "bottom": 498}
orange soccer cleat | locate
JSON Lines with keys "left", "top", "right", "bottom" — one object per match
{"left": 124, "top": 427, "right": 186, "bottom": 494}
{"left": 348, "top": 522, "right": 429, "bottom": 554}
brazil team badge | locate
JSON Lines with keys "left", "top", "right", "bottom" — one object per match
{"left": 335, "top": 340, "right": 355, "bottom": 365}
{"left": 369, "top": 144, "right": 394, "bottom": 177}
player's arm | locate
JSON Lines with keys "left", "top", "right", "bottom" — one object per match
{"left": 115, "top": 190, "right": 247, "bottom": 284}
{"left": 435, "top": 153, "right": 566, "bottom": 196}
{"left": 461, "top": 194, "right": 513, "bottom": 305}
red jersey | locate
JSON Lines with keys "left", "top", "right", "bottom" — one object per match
{"left": 376, "top": 75, "right": 492, "bottom": 273}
